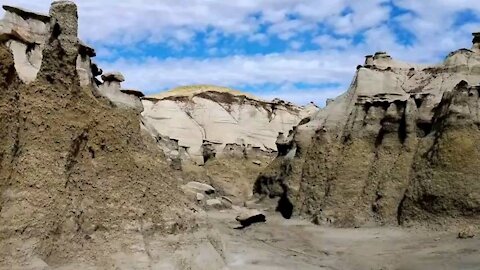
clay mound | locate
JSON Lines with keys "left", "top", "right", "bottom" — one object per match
{"left": 0, "top": 2, "right": 191, "bottom": 268}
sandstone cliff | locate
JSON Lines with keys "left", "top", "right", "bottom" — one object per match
{"left": 256, "top": 35, "right": 480, "bottom": 228}
{"left": 142, "top": 85, "right": 318, "bottom": 164}
{"left": 0, "top": 2, "right": 190, "bottom": 268}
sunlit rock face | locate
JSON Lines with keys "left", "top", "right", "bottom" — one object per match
{"left": 256, "top": 33, "right": 480, "bottom": 228}
{"left": 142, "top": 85, "right": 319, "bottom": 164}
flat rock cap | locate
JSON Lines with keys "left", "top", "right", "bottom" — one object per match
{"left": 51, "top": 1, "right": 77, "bottom": 7}
{"left": 101, "top": 72, "right": 125, "bottom": 82}
{"left": 120, "top": 89, "right": 145, "bottom": 98}
{"left": 79, "top": 40, "right": 96, "bottom": 57}
{"left": 2, "top": 5, "right": 50, "bottom": 22}
{"left": 473, "top": 32, "right": 480, "bottom": 44}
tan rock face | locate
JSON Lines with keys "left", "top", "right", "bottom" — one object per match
{"left": 256, "top": 39, "right": 480, "bottom": 228}
{"left": 142, "top": 86, "right": 319, "bottom": 164}
{"left": 0, "top": 2, "right": 191, "bottom": 267}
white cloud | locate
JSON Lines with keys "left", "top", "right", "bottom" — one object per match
{"left": 248, "top": 33, "right": 269, "bottom": 45}
{"left": 258, "top": 84, "right": 345, "bottom": 106}
{"left": 1, "top": 0, "right": 479, "bottom": 106}
{"left": 100, "top": 51, "right": 361, "bottom": 94}
{"left": 289, "top": 41, "right": 303, "bottom": 50}
{"left": 1, "top": 0, "right": 392, "bottom": 45}
{"left": 313, "top": 35, "right": 351, "bottom": 49}
{"left": 267, "top": 19, "right": 315, "bottom": 40}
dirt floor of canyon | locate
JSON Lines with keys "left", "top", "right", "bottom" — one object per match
{"left": 19, "top": 207, "right": 479, "bottom": 270}
{"left": 203, "top": 210, "right": 480, "bottom": 270}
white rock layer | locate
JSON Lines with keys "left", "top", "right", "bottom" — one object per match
{"left": 142, "top": 86, "right": 319, "bottom": 164}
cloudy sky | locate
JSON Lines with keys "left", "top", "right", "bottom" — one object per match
{"left": 2, "top": 1, "right": 480, "bottom": 105}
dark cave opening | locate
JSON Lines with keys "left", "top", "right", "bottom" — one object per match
{"left": 276, "top": 195, "right": 293, "bottom": 219}
{"left": 417, "top": 122, "right": 433, "bottom": 137}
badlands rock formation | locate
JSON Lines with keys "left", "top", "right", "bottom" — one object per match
{"left": 99, "top": 72, "right": 145, "bottom": 112}
{"left": 0, "top": 2, "right": 192, "bottom": 268}
{"left": 256, "top": 34, "right": 480, "bottom": 228}
{"left": 142, "top": 85, "right": 318, "bottom": 164}
{"left": 0, "top": 4, "right": 145, "bottom": 112}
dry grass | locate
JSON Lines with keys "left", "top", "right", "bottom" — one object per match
{"left": 146, "top": 84, "right": 260, "bottom": 100}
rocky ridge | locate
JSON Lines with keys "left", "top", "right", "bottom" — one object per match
{"left": 142, "top": 85, "right": 318, "bottom": 165}
{"left": 256, "top": 34, "right": 480, "bottom": 229}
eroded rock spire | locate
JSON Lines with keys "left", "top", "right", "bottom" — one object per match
{"left": 473, "top": 32, "right": 480, "bottom": 52}
{"left": 49, "top": 1, "right": 78, "bottom": 57}
{"left": 38, "top": 0, "right": 79, "bottom": 82}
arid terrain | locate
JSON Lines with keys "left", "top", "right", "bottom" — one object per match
{"left": 0, "top": 1, "right": 479, "bottom": 270}
{"left": 29, "top": 208, "right": 480, "bottom": 269}
{"left": 205, "top": 210, "right": 480, "bottom": 270}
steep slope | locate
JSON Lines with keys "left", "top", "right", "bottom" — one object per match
{"left": 256, "top": 36, "right": 480, "bottom": 228}
{"left": 0, "top": 2, "right": 190, "bottom": 268}
{"left": 142, "top": 85, "right": 318, "bottom": 164}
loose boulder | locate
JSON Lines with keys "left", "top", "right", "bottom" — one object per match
{"left": 206, "top": 198, "right": 223, "bottom": 209}
{"left": 183, "top": 181, "right": 216, "bottom": 195}
{"left": 458, "top": 226, "right": 476, "bottom": 239}
{"left": 235, "top": 209, "right": 266, "bottom": 228}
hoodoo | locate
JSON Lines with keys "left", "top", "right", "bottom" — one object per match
{"left": 473, "top": 32, "right": 480, "bottom": 52}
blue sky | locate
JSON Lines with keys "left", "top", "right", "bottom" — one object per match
{"left": 2, "top": 0, "right": 480, "bottom": 105}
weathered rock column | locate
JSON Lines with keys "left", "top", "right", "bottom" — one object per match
{"left": 101, "top": 72, "right": 125, "bottom": 89}
{"left": 472, "top": 32, "right": 480, "bottom": 52}
{"left": 98, "top": 72, "right": 145, "bottom": 112}
{"left": 50, "top": 1, "right": 78, "bottom": 57}
{"left": 39, "top": 0, "right": 79, "bottom": 83}
{"left": 77, "top": 41, "right": 97, "bottom": 86}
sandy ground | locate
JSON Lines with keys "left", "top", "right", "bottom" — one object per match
{"left": 202, "top": 210, "right": 480, "bottom": 270}
{"left": 13, "top": 208, "right": 479, "bottom": 269}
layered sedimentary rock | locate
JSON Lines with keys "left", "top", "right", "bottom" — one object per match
{"left": 142, "top": 85, "right": 318, "bottom": 164}
{"left": 256, "top": 35, "right": 480, "bottom": 228}
{"left": 0, "top": 2, "right": 191, "bottom": 268}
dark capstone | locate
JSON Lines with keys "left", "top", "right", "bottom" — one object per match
{"left": 473, "top": 32, "right": 480, "bottom": 44}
